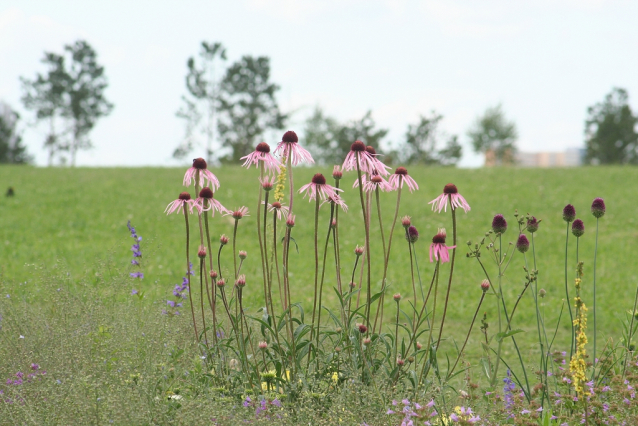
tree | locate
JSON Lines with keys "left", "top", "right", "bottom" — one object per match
{"left": 585, "top": 88, "right": 638, "bottom": 165}
{"left": 217, "top": 56, "right": 286, "bottom": 163}
{"left": 0, "top": 102, "right": 32, "bottom": 164}
{"left": 399, "top": 112, "right": 462, "bottom": 166}
{"left": 20, "top": 52, "right": 68, "bottom": 166}
{"left": 468, "top": 104, "right": 518, "bottom": 165}
{"left": 174, "top": 42, "right": 227, "bottom": 162}
{"left": 304, "top": 108, "right": 388, "bottom": 165}
{"left": 21, "top": 40, "right": 113, "bottom": 166}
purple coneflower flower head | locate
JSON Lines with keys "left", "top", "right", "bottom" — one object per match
{"left": 332, "top": 165, "right": 343, "bottom": 180}
{"left": 429, "top": 228, "right": 456, "bottom": 263}
{"left": 492, "top": 214, "right": 507, "bottom": 234}
{"left": 321, "top": 193, "right": 348, "bottom": 212}
{"left": 183, "top": 158, "right": 220, "bottom": 190}
{"left": 572, "top": 219, "right": 585, "bottom": 237}
{"left": 299, "top": 173, "right": 344, "bottom": 203}
{"left": 196, "top": 187, "right": 229, "bottom": 216}
{"left": 228, "top": 206, "right": 249, "bottom": 220}
{"left": 260, "top": 176, "right": 274, "bottom": 192}
{"left": 273, "top": 131, "right": 314, "bottom": 165}
{"left": 562, "top": 204, "right": 576, "bottom": 222}
{"left": 342, "top": 140, "right": 378, "bottom": 174}
{"left": 406, "top": 226, "right": 419, "bottom": 243}
{"left": 389, "top": 167, "right": 419, "bottom": 192}
{"left": 365, "top": 145, "right": 391, "bottom": 176}
{"left": 429, "top": 183, "right": 471, "bottom": 213}
{"left": 526, "top": 216, "right": 540, "bottom": 233}
{"left": 591, "top": 197, "right": 606, "bottom": 218}
{"left": 264, "top": 200, "right": 290, "bottom": 220}
{"left": 240, "top": 142, "right": 281, "bottom": 174}
{"left": 361, "top": 173, "right": 393, "bottom": 193}
{"left": 165, "top": 192, "right": 199, "bottom": 215}
{"left": 516, "top": 234, "right": 530, "bottom": 253}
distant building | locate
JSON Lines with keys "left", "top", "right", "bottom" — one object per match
{"left": 515, "top": 148, "right": 584, "bottom": 167}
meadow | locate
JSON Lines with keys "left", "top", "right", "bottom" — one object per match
{"left": 1, "top": 164, "right": 637, "bottom": 424}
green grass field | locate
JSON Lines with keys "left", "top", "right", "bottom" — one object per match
{"left": 1, "top": 164, "right": 637, "bottom": 424}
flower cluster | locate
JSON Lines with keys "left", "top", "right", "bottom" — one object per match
{"left": 127, "top": 221, "right": 143, "bottom": 289}
{"left": 163, "top": 263, "right": 192, "bottom": 316}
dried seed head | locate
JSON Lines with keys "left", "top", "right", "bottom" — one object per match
{"left": 432, "top": 228, "right": 446, "bottom": 244}
{"left": 256, "top": 142, "right": 270, "bottom": 153}
{"left": 198, "top": 245, "right": 207, "bottom": 258}
{"left": 178, "top": 192, "right": 192, "bottom": 201}
{"left": 516, "top": 234, "right": 530, "bottom": 253}
{"left": 401, "top": 216, "right": 411, "bottom": 228}
{"left": 526, "top": 216, "right": 540, "bottom": 233}
{"left": 492, "top": 214, "right": 508, "bottom": 234}
{"left": 481, "top": 279, "right": 490, "bottom": 292}
{"left": 199, "top": 187, "right": 213, "bottom": 199}
{"left": 311, "top": 173, "right": 326, "bottom": 185}
{"left": 562, "top": 204, "right": 576, "bottom": 223}
{"left": 443, "top": 183, "right": 458, "bottom": 194}
{"left": 220, "top": 234, "right": 229, "bottom": 245}
{"left": 332, "top": 165, "right": 343, "bottom": 180}
{"left": 238, "top": 250, "right": 247, "bottom": 260}
{"left": 394, "top": 166, "right": 408, "bottom": 176}
{"left": 192, "top": 157, "right": 207, "bottom": 169}
{"left": 572, "top": 219, "right": 585, "bottom": 238}
{"left": 591, "top": 198, "right": 606, "bottom": 218}
{"left": 350, "top": 140, "right": 366, "bottom": 152}
{"left": 282, "top": 130, "right": 298, "bottom": 143}
{"left": 406, "top": 226, "right": 419, "bottom": 243}
{"left": 393, "top": 293, "right": 402, "bottom": 302}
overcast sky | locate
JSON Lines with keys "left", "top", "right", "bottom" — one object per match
{"left": 1, "top": 1, "right": 637, "bottom": 167}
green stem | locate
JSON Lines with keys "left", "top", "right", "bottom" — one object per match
{"left": 448, "top": 292, "right": 486, "bottom": 378}
{"left": 436, "top": 207, "right": 457, "bottom": 351}
{"left": 592, "top": 218, "right": 599, "bottom": 378}
{"left": 355, "top": 153, "right": 372, "bottom": 330}
{"left": 184, "top": 208, "right": 198, "bottom": 342}
{"left": 565, "top": 222, "right": 575, "bottom": 360}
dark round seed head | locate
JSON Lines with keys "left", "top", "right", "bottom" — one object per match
{"left": 371, "top": 175, "right": 382, "bottom": 184}
{"left": 282, "top": 131, "right": 298, "bottom": 143}
{"left": 432, "top": 229, "right": 446, "bottom": 244}
{"left": 351, "top": 140, "right": 366, "bottom": 152}
{"left": 394, "top": 166, "right": 408, "bottom": 175}
{"left": 271, "top": 201, "right": 282, "bottom": 209}
{"left": 562, "top": 204, "right": 576, "bottom": 222}
{"left": 591, "top": 198, "right": 606, "bottom": 218}
{"left": 256, "top": 142, "right": 270, "bottom": 153}
{"left": 311, "top": 173, "right": 326, "bottom": 185}
{"left": 406, "top": 226, "right": 419, "bottom": 243}
{"left": 178, "top": 192, "right": 191, "bottom": 201}
{"left": 572, "top": 219, "right": 585, "bottom": 237}
{"left": 358, "top": 324, "right": 367, "bottom": 334}
{"left": 199, "top": 187, "right": 213, "bottom": 199}
{"left": 192, "top": 157, "right": 207, "bottom": 169}
{"left": 443, "top": 183, "right": 458, "bottom": 194}
{"left": 492, "top": 214, "right": 507, "bottom": 234}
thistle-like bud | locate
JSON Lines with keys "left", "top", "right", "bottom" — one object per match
{"left": 198, "top": 245, "right": 207, "bottom": 258}
{"left": 591, "top": 198, "right": 606, "bottom": 218}
{"left": 258, "top": 341, "right": 268, "bottom": 350}
{"left": 220, "top": 235, "right": 229, "bottom": 245}
{"left": 216, "top": 278, "right": 225, "bottom": 287}
{"left": 393, "top": 293, "right": 402, "bottom": 302}
{"left": 492, "top": 214, "right": 507, "bottom": 234}
{"left": 354, "top": 245, "right": 364, "bottom": 257}
{"left": 572, "top": 219, "right": 585, "bottom": 238}
{"left": 416, "top": 342, "right": 423, "bottom": 350}
{"left": 286, "top": 214, "right": 296, "bottom": 228}
{"left": 332, "top": 165, "right": 343, "bottom": 180}
{"left": 238, "top": 250, "right": 247, "bottom": 260}
{"left": 349, "top": 281, "right": 356, "bottom": 289}
{"left": 330, "top": 219, "right": 337, "bottom": 229}
{"left": 481, "top": 280, "right": 490, "bottom": 292}
{"left": 335, "top": 346, "right": 342, "bottom": 353}
{"left": 363, "top": 337, "right": 372, "bottom": 345}
{"left": 262, "top": 180, "right": 273, "bottom": 192}
{"left": 235, "top": 275, "right": 246, "bottom": 288}
{"left": 562, "top": 204, "right": 576, "bottom": 223}
{"left": 406, "top": 226, "right": 419, "bottom": 243}
{"left": 526, "top": 216, "right": 540, "bottom": 233}
{"left": 516, "top": 234, "right": 530, "bottom": 253}
{"left": 539, "top": 288, "right": 546, "bottom": 298}
{"left": 358, "top": 324, "right": 367, "bottom": 334}
{"left": 397, "top": 358, "right": 405, "bottom": 366}
{"left": 210, "top": 270, "right": 218, "bottom": 279}
{"left": 401, "top": 216, "right": 411, "bottom": 228}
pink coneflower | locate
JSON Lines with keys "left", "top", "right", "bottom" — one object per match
{"left": 364, "top": 145, "right": 391, "bottom": 176}
{"left": 273, "top": 130, "right": 314, "bottom": 165}
{"left": 353, "top": 171, "right": 393, "bottom": 193}
{"left": 260, "top": 176, "right": 275, "bottom": 192}
{"left": 342, "top": 140, "right": 377, "bottom": 174}
{"left": 332, "top": 165, "right": 343, "bottom": 180}
{"left": 429, "top": 183, "right": 470, "bottom": 213}
{"left": 227, "top": 206, "right": 249, "bottom": 220}
{"left": 429, "top": 228, "right": 456, "bottom": 263}
{"left": 299, "top": 173, "right": 344, "bottom": 203}
{"left": 389, "top": 167, "right": 419, "bottom": 192}
{"left": 165, "top": 192, "right": 198, "bottom": 215}
{"left": 240, "top": 142, "right": 281, "bottom": 174}
{"left": 263, "top": 200, "right": 290, "bottom": 220}
{"left": 320, "top": 193, "right": 348, "bottom": 212}
{"left": 195, "top": 187, "right": 229, "bottom": 216}
{"left": 183, "top": 158, "right": 220, "bottom": 190}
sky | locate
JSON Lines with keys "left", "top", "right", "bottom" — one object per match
{"left": 1, "top": 0, "right": 637, "bottom": 167}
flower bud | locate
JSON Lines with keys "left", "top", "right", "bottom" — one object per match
{"left": 220, "top": 234, "right": 229, "bottom": 245}
{"left": 358, "top": 324, "right": 367, "bottom": 334}
{"left": 539, "top": 288, "right": 546, "bottom": 298}
{"left": 262, "top": 180, "right": 273, "bottom": 192}
{"left": 416, "top": 342, "right": 423, "bottom": 350}
{"left": 259, "top": 341, "right": 268, "bottom": 350}
{"left": 238, "top": 250, "right": 247, "bottom": 260}
{"left": 198, "top": 245, "right": 207, "bottom": 258}
{"left": 235, "top": 275, "right": 246, "bottom": 288}
{"left": 210, "top": 270, "right": 218, "bottom": 279}
{"left": 401, "top": 215, "right": 411, "bottom": 228}
{"left": 562, "top": 204, "right": 576, "bottom": 223}
{"left": 286, "top": 214, "right": 296, "bottom": 228}
{"left": 571, "top": 219, "right": 585, "bottom": 238}
{"left": 354, "top": 245, "right": 364, "bottom": 257}
{"left": 331, "top": 219, "right": 337, "bottom": 229}
{"left": 591, "top": 198, "right": 606, "bottom": 218}
{"left": 491, "top": 214, "right": 507, "bottom": 234}
{"left": 335, "top": 346, "right": 342, "bottom": 353}
{"left": 363, "top": 337, "right": 371, "bottom": 345}
{"left": 393, "top": 293, "right": 402, "bottom": 302}
{"left": 397, "top": 358, "right": 405, "bottom": 366}
{"left": 481, "top": 280, "right": 490, "bottom": 292}
{"left": 406, "top": 226, "right": 419, "bottom": 243}
{"left": 216, "top": 278, "right": 225, "bottom": 288}
{"left": 407, "top": 356, "right": 414, "bottom": 363}
{"left": 526, "top": 216, "right": 540, "bottom": 233}
{"left": 332, "top": 165, "right": 343, "bottom": 180}
{"left": 516, "top": 234, "right": 530, "bottom": 253}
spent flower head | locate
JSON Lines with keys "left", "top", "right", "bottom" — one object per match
{"left": 406, "top": 225, "right": 419, "bottom": 243}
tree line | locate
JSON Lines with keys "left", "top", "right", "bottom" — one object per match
{"left": 2, "top": 39, "right": 637, "bottom": 166}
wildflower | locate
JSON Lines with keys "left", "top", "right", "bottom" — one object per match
{"left": 260, "top": 176, "right": 274, "bottom": 192}
{"left": 258, "top": 341, "right": 268, "bottom": 350}
{"left": 516, "top": 234, "right": 530, "bottom": 253}
{"left": 240, "top": 142, "right": 281, "bottom": 174}
{"left": 299, "top": 173, "right": 345, "bottom": 206}
{"left": 235, "top": 275, "right": 246, "bottom": 288}
{"left": 562, "top": 204, "right": 576, "bottom": 222}
{"left": 321, "top": 193, "right": 348, "bottom": 212}
{"left": 220, "top": 235, "right": 229, "bottom": 245}
{"left": 286, "top": 214, "right": 295, "bottom": 228}
{"left": 355, "top": 172, "right": 393, "bottom": 193}
{"left": 130, "top": 272, "right": 144, "bottom": 278}
{"left": 165, "top": 192, "right": 199, "bottom": 215}
{"left": 491, "top": 214, "right": 507, "bottom": 234}
{"left": 429, "top": 183, "right": 471, "bottom": 213}
{"left": 426, "top": 399, "right": 435, "bottom": 408}
{"left": 30, "top": 364, "right": 39, "bottom": 371}
{"left": 183, "top": 158, "right": 220, "bottom": 190}
{"left": 195, "top": 187, "right": 229, "bottom": 216}
{"left": 238, "top": 250, "right": 247, "bottom": 260}
{"left": 389, "top": 167, "right": 418, "bottom": 192}
{"left": 273, "top": 130, "right": 314, "bottom": 165}
{"left": 527, "top": 216, "right": 541, "bottom": 233}
{"left": 198, "top": 245, "right": 207, "bottom": 258}
{"left": 228, "top": 206, "right": 249, "bottom": 220}
{"left": 358, "top": 324, "right": 368, "bottom": 334}
{"left": 503, "top": 370, "right": 516, "bottom": 409}
{"left": 591, "top": 197, "right": 606, "bottom": 218}
{"left": 397, "top": 358, "right": 405, "bottom": 366}
{"left": 216, "top": 278, "right": 226, "bottom": 288}
{"left": 393, "top": 293, "right": 402, "bottom": 301}
{"left": 481, "top": 279, "right": 490, "bottom": 292}
{"left": 572, "top": 219, "right": 585, "bottom": 237}
{"left": 332, "top": 165, "right": 343, "bottom": 180}
{"left": 341, "top": 140, "right": 378, "bottom": 175}
{"left": 429, "top": 228, "right": 456, "bottom": 263}
{"left": 406, "top": 226, "right": 419, "bottom": 243}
